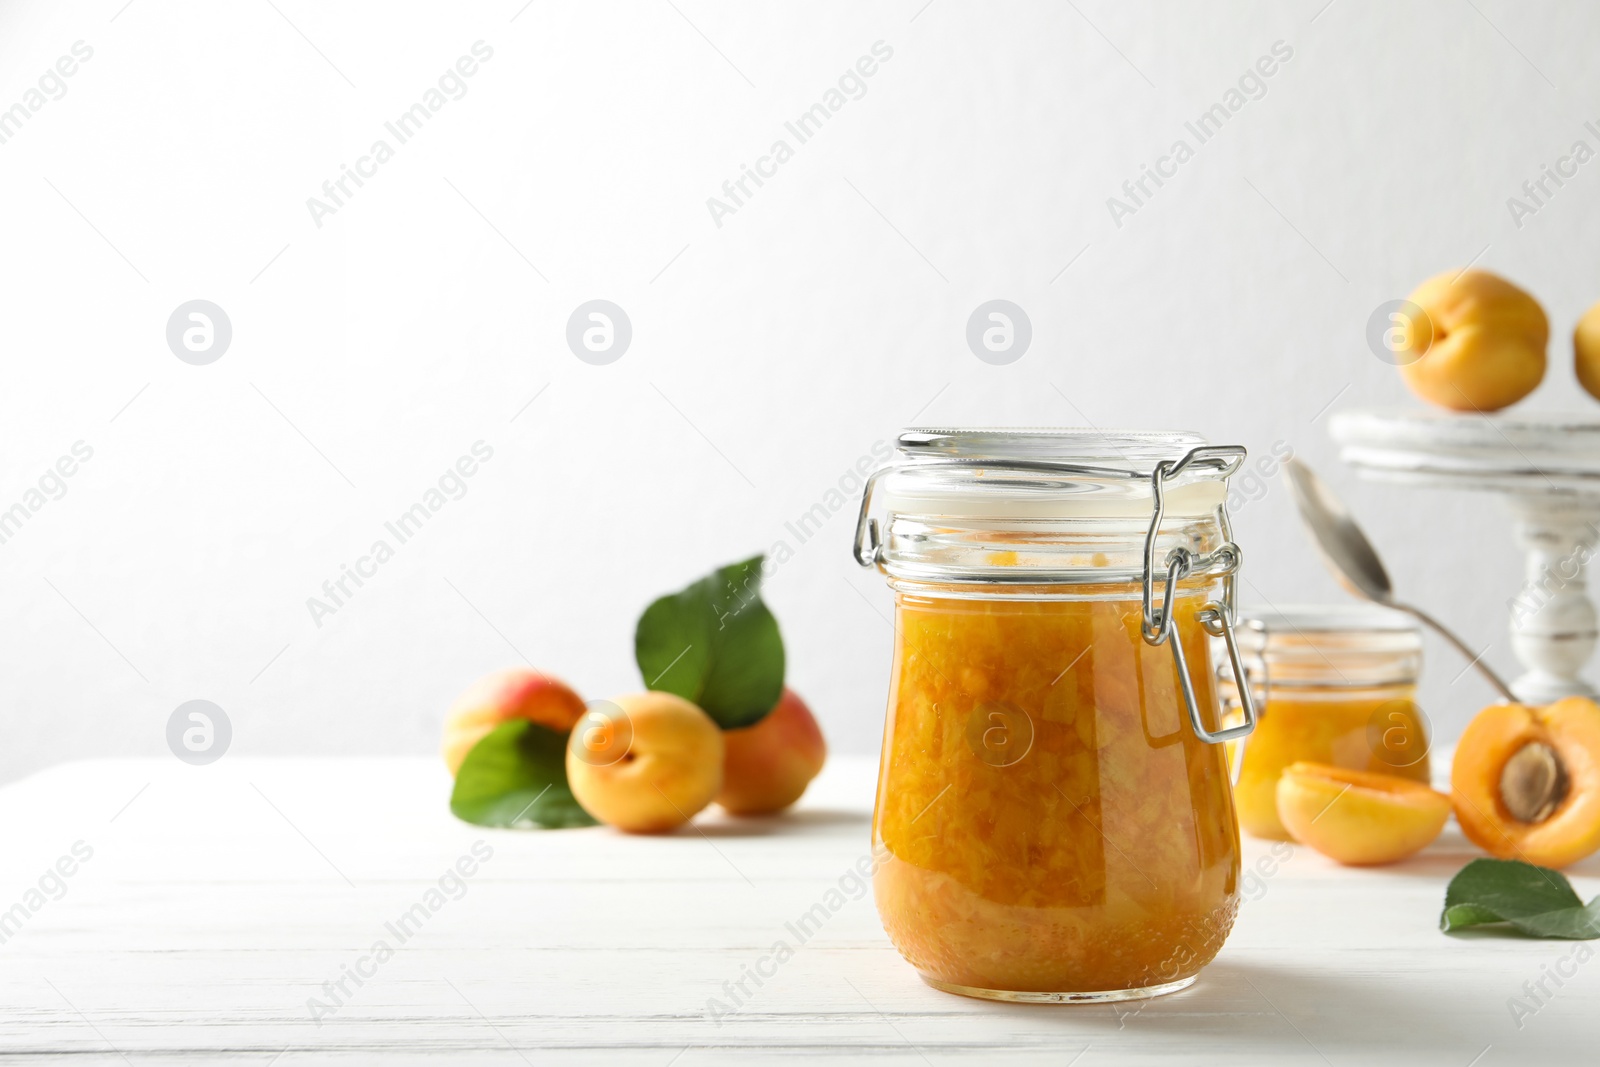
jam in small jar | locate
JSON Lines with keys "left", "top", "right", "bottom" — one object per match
{"left": 1219, "top": 604, "right": 1430, "bottom": 841}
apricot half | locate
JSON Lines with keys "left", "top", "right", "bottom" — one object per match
{"left": 1452, "top": 697, "right": 1600, "bottom": 869}
{"left": 1277, "top": 762, "right": 1451, "bottom": 865}
{"left": 1397, "top": 269, "right": 1547, "bottom": 412}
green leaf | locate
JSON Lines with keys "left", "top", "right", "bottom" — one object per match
{"left": 1440, "top": 903, "right": 1505, "bottom": 930}
{"left": 634, "top": 555, "right": 784, "bottom": 729}
{"left": 1440, "top": 858, "right": 1600, "bottom": 939}
{"left": 450, "top": 720, "right": 596, "bottom": 829}
{"left": 1446, "top": 857, "right": 1582, "bottom": 915}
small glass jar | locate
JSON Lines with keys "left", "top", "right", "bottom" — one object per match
{"left": 1219, "top": 605, "right": 1430, "bottom": 841}
{"left": 853, "top": 428, "right": 1257, "bottom": 1003}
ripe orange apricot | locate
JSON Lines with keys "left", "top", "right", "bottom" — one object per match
{"left": 441, "top": 668, "right": 587, "bottom": 776}
{"left": 566, "top": 692, "right": 724, "bottom": 834}
{"left": 1396, "top": 269, "right": 1547, "bottom": 412}
{"left": 1576, "top": 299, "right": 1600, "bottom": 403}
{"left": 1452, "top": 697, "right": 1600, "bottom": 869}
{"left": 1277, "top": 762, "right": 1451, "bottom": 866}
{"left": 717, "top": 688, "right": 827, "bottom": 815}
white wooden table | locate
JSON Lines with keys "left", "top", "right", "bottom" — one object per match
{"left": 1, "top": 755, "right": 1595, "bottom": 1065}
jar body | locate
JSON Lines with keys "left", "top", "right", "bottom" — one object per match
{"left": 872, "top": 584, "right": 1241, "bottom": 1000}
{"left": 1224, "top": 684, "right": 1430, "bottom": 841}
{"left": 1218, "top": 605, "right": 1429, "bottom": 842}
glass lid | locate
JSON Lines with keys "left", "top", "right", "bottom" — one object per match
{"left": 854, "top": 426, "right": 1249, "bottom": 592}
{"left": 897, "top": 428, "right": 1211, "bottom": 477}
{"left": 1242, "top": 603, "right": 1421, "bottom": 636}
{"left": 878, "top": 427, "right": 1239, "bottom": 522}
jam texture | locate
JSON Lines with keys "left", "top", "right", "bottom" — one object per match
{"left": 1228, "top": 690, "right": 1430, "bottom": 841}
{"left": 873, "top": 590, "right": 1241, "bottom": 994}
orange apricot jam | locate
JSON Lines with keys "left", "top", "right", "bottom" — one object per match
{"left": 1218, "top": 605, "right": 1429, "bottom": 842}
{"left": 873, "top": 585, "right": 1241, "bottom": 999}
{"left": 1226, "top": 691, "right": 1430, "bottom": 841}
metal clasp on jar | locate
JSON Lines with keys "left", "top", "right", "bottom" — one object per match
{"left": 1140, "top": 446, "right": 1258, "bottom": 745}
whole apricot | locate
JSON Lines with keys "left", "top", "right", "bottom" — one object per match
{"left": 1574, "top": 299, "right": 1600, "bottom": 403}
{"left": 1277, "top": 762, "right": 1451, "bottom": 865}
{"left": 1452, "top": 696, "right": 1600, "bottom": 869}
{"left": 1397, "top": 269, "right": 1548, "bottom": 412}
{"left": 441, "top": 668, "right": 586, "bottom": 776}
{"left": 717, "top": 688, "right": 827, "bottom": 815}
{"left": 566, "top": 692, "right": 723, "bottom": 834}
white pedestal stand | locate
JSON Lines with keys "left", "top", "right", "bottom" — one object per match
{"left": 1330, "top": 410, "right": 1600, "bottom": 704}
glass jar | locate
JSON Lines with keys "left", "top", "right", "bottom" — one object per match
{"left": 853, "top": 428, "right": 1257, "bottom": 1003}
{"left": 1219, "top": 605, "right": 1430, "bottom": 842}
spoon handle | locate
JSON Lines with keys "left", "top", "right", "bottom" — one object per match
{"left": 1391, "top": 601, "right": 1518, "bottom": 703}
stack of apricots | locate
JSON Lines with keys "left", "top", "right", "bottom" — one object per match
{"left": 1266, "top": 696, "right": 1600, "bottom": 870}
{"left": 441, "top": 669, "right": 826, "bottom": 833}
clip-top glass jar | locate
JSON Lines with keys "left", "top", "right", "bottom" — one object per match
{"left": 1219, "top": 605, "right": 1430, "bottom": 842}
{"left": 853, "top": 428, "right": 1258, "bottom": 1003}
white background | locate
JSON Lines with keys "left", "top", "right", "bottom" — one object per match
{"left": 1, "top": 0, "right": 1597, "bottom": 784}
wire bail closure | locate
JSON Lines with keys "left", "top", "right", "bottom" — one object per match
{"left": 853, "top": 442, "right": 1258, "bottom": 747}
{"left": 1139, "top": 446, "right": 1257, "bottom": 745}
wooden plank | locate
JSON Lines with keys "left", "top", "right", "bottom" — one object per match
{"left": 0, "top": 756, "right": 1595, "bottom": 1064}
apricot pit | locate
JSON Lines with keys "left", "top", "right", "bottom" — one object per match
{"left": 1498, "top": 740, "right": 1567, "bottom": 824}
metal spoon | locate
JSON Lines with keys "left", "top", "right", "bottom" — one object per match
{"left": 1283, "top": 457, "right": 1517, "bottom": 702}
